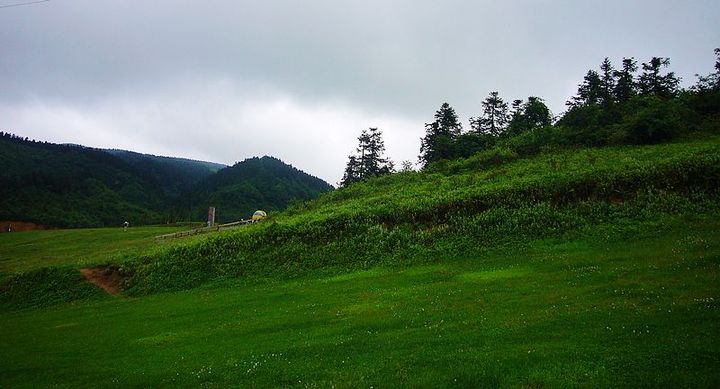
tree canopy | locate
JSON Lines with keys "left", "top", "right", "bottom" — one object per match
{"left": 419, "top": 103, "right": 463, "bottom": 166}
{"left": 341, "top": 127, "right": 394, "bottom": 186}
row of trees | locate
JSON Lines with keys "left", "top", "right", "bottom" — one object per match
{"left": 557, "top": 53, "right": 718, "bottom": 143}
{"left": 341, "top": 49, "right": 720, "bottom": 186}
{"left": 341, "top": 90, "right": 551, "bottom": 186}
{"left": 418, "top": 93, "right": 552, "bottom": 166}
{"left": 568, "top": 56, "right": 681, "bottom": 109}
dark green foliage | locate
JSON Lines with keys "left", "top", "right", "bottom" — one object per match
{"left": 0, "top": 134, "right": 332, "bottom": 227}
{"left": 555, "top": 95, "right": 699, "bottom": 147}
{"left": 638, "top": 57, "right": 681, "bottom": 98}
{"left": 420, "top": 54, "right": 705, "bottom": 166}
{"left": 614, "top": 57, "right": 639, "bottom": 103}
{"left": 689, "top": 49, "right": 720, "bottom": 117}
{"left": 550, "top": 53, "right": 720, "bottom": 149}
{"left": 506, "top": 97, "right": 552, "bottom": 136}
{"left": 419, "top": 102, "right": 463, "bottom": 166}
{"left": 106, "top": 149, "right": 225, "bottom": 197}
{"left": 568, "top": 70, "right": 602, "bottom": 108}
{"left": 186, "top": 156, "right": 333, "bottom": 223}
{"left": 341, "top": 155, "right": 362, "bottom": 186}
{"left": 470, "top": 91, "right": 509, "bottom": 136}
{"left": 618, "top": 96, "right": 697, "bottom": 144}
{"left": 0, "top": 134, "right": 166, "bottom": 227}
{"left": 452, "top": 132, "right": 496, "bottom": 158}
{"left": 599, "top": 57, "right": 616, "bottom": 106}
{"left": 341, "top": 128, "right": 394, "bottom": 187}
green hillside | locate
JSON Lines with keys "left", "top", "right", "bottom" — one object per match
{"left": 186, "top": 156, "right": 334, "bottom": 223}
{"left": 120, "top": 137, "right": 720, "bottom": 296}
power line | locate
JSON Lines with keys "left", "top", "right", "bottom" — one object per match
{"left": 0, "top": 0, "right": 50, "bottom": 9}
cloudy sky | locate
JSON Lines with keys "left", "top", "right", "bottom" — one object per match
{"left": 2, "top": 0, "right": 719, "bottom": 184}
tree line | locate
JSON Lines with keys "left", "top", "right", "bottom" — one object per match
{"left": 341, "top": 49, "right": 720, "bottom": 186}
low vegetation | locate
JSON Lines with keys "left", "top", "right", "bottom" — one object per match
{"left": 0, "top": 225, "right": 191, "bottom": 274}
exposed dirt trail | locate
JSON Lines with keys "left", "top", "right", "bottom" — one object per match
{"left": 80, "top": 267, "right": 124, "bottom": 295}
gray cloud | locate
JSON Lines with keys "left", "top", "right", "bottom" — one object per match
{"left": 2, "top": 0, "right": 719, "bottom": 183}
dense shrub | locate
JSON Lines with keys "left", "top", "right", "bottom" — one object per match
{"left": 618, "top": 96, "right": 697, "bottom": 144}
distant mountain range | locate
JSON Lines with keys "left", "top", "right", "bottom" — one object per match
{"left": 0, "top": 132, "right": 333, "bottom": 228}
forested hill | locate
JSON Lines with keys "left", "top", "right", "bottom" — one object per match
{"left": 105, "top": 149, "right": 226, "bottom": 198}
{"left": 0, "top": 133, "right": 166, "bottom": 227}
{"left": 0, "top": 133, "right": 332, "bottom": 227}
{"left": 186, "top": 156, "right": 334, "bottom": 223}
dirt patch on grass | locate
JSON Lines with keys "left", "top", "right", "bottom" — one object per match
{"left": 0, "top": 221, "right": 52, "bottom": 233}
{"left": 80, "top": 266, "right": 124, "bottom": 295}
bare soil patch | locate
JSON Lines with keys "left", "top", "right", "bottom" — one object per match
{"left": 0, "top": 221, "right": 52, "bottom": 233}
{"left": 80, "top": 266, "right": 124, "bottom": 295}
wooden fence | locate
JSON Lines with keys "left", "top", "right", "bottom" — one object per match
{"left": 155, "top": 219, "right": 255, "bottom": 239}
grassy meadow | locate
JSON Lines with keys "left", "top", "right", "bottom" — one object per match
{"left": 1, "top": 137, "right": 719, "bottom": 386}
{"left": 0, "top": 214, "right": 718, "bottom": 387}
{"left": 0, "top": 225, "right": 191, "bottom": 274}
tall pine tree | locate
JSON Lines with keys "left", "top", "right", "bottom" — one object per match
{"left": 613, "top": 57, "right": 638, "bottom": 103}
{"left": 341, "top": 127, "right": 393, "bottom": 187}
{"left": 568, "top": 70, "right": 602, "bottom": 107}
{"left": 638, "top": 57, "right": 680, "bottom": 98}
{"left": 599, "top": 58, "right": 616, "bottom": 106}
{"left": 340, "top": 155, "right": 361, "bottom": 187}
{"left": 470, "top": 91, "right": 509, "bottom": 136}
{"left": 419, "top": 102, "right": 463, "bottom": 166}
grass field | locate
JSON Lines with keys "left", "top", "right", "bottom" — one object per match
{"left": 0, "top": 225, "right": 190, "bottom": 273}
{"left": 0, "top": 214, "right": 718, "bottom": 387}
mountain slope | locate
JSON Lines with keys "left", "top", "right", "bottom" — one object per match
{"left": 105, "top": 149, "right": 226, "bottom": 198}
{"left": 0, "top": 133, "right": 166, "bottom": 227}
{"left": 186, "top": 156, "right": 333, "bottom": 223}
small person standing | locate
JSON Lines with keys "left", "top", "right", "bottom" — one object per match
{"left": 123, "top": 221, "right": 129, "bottom": 231}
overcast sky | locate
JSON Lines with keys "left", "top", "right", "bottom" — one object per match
{"left": 2, "top": 0, "right": 719, "bottom": 184}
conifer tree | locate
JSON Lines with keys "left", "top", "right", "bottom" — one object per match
{"left": 568, "top": 70, "right": 602, "bottom": 107}
{"left": 340, "top": 155, "right": 361, "bottom": 187}
{"left": 638, "top": 57, "right": 680, "bottom": 98}
{"left": 419, "top": 102, "right": 463, "bottom": 166}
{"left": 341, "top": 127, "right": 393, "bottom": 187}
{"left": 693, "top": 48, "right": 720, "bottom": 92}
{"left": 599, "top": 58, "right": 616, "bottom": 106}
{"left": 613, "top": 57, "right": 638, "bottom": 103}
{"left": 470, "top": 91, "right": 509, "bottom": 136}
